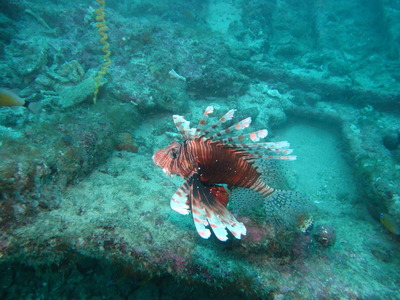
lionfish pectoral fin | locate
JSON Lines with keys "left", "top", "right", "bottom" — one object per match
{"left": 188, "top": 174, "right": 246, "bottom": 241}
{"left": 208, "top": 185, "right": 229, "bottom": 207}
{"left": 170, "top": 181, "right": 190, "bottom": 215}
{"left": 187, "top": 176, "right": 212, "bottom": 239}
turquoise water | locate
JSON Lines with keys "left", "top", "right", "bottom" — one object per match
{"left": 1, "top": 0, "right": 399, "bottom": 299}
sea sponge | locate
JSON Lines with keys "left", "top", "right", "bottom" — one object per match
{"left": 93, "top": 0, "right": 111, "bottom": 104}
{"left": 0, "top": 89, "right": 25, "bottom": 107}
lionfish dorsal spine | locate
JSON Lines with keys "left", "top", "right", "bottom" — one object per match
{"left": 174, "top": 107, "right": 296, "bottom": 160}
{"left": 210, "top": 117, "right": 252, "bottom": 140}
{"left": 194, "top": 106, "right": 214, "bottom": 137}
{"left": 248, "top": 155, "right": 297, "bottom": 162}
{"left": 173, "top": 115, "right": 197, "bottom": 140}
{"left": 234, "top": 141, "right": 291, "bottom": 149}
{"left": 202, "top": 108, "right": 237, "bottom": 137}
{"left": 225, "top": 141, "right": 297, "bottom": 161}
{"left": 219, "top": 129, "right": 268, "bottom": 144}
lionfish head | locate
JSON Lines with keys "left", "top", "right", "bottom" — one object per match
{"left": 152, "top": 140, "right": 182, "bottom": 176}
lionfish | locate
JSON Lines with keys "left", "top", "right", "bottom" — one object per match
{"left": 153, "top": 106, "right": 296, "bottom": 241}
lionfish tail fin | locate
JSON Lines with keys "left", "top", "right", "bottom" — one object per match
{"left": 264, "top": 190, "right": 308, "bottom": 229}
{"left": 188, "top": 174, "right": 246, "bottom": 241}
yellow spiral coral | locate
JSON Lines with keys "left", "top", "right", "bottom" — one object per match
{"left": 93, "top": 0, "right": 111, "bottom": 104}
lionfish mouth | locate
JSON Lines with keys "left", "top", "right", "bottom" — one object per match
{"left": 153, "top": 154, "right": 171, "bottom": 176}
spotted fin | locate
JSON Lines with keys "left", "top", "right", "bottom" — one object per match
{"left": 220, "top": 129, "right": 268, "bottom": 143}
{"left": 203, "top": 109, "right": 237, "bottom": 137}
{"left": 187, "top": 174, "right": 246, "bottom": 241}
{"left": 173, "top": 115, "right": 197, "bottom": 140}
{"left": 210, "top": 117, "right": 252, "bottom": 140}
{"left": 191, "top": 194, "right": 212, "bottom": 239}
{"left": 195, "top": 106, "right": 214, "bottom": 137}
{"left": 225, "top": 141, "right": 296, "bottom": 161}
{"left": 170, "top": 181, "right": 190, "bottom": 215}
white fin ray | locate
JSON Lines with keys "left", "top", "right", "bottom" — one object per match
{"left": 223, "top": 214, "right": 247, "bottom": 239}
{"left": 210, "top": 204, "right": 247, "bottom": 240}
{"left": 210, "top": 117, "right": 252, "bottom": 140}
{"left": 205, "top": 208, "right": 229, "bottom": 241}
{"left": 225, "top": 141, "right": 291, "bottom": 150}
{"left": 170, "top": 181, "right": 190, "bottom": 215}
{"left": 195, "top": 106, "right": 214, "bottom": 137}
{"left": 220, "top": 129, "right": 268, "bottom": 144}
{"left": 249, "top": 148, "right": 294, "bottom": 156}
{"left": 186, "top": 174, "right": 247, "bottom": 241}
{"left": 173, "top": 115, "right": 197, "bottom": 140}
{"left": 224, "top": 141, "right": 295, "bottom": 161}
{"left": 191, "top": 197, "right": 212, "bottom": 239}
{"left": 203, "top": 203, "right": 247, "bottom": 241}
{"left": 260, "top": 148, "right": 294, "bottom": 156}
{"left": 203, "top": 109, "right": 237, "bottom": 137}
{"left": 247, "top": 155, "right": 297, "bottom": 163}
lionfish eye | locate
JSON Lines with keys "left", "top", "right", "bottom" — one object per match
{"left": 170, "top": 149, "right": 178, "bottom": 159}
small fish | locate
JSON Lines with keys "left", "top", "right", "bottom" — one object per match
{"left": 0, "top": 88, "right": 25, "bottom": 107}
{"left": 380, "top": 213, "right": 400, "bottom": 235}
{"left": 153, "top": 106, "right": 296, "bottom": 241}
